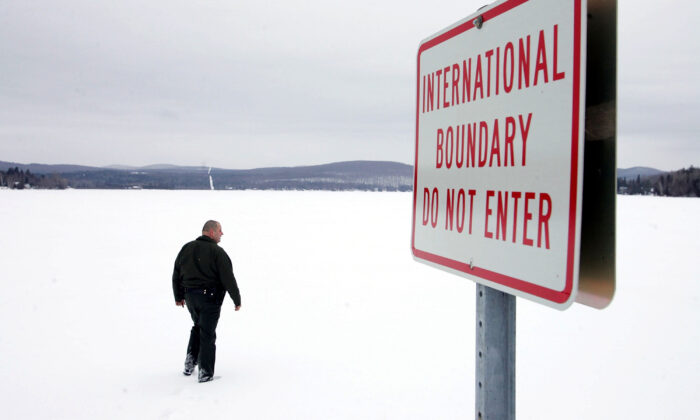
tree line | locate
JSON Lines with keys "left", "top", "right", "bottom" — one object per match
{"left": 618, "top": 166, "right": 699, "bottom": 197}
{"left": 0, "top": 167, "right": 412, "bottom": 191}
{"left": 0, "top": 167, "right": 68, "bottom": 189}
{"left": 3, "top": 164, "right": 697, "bottom": 196}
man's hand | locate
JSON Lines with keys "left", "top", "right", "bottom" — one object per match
{"left": 176, "top": 300, "right": 185, "bottom": 307}
{"left": 235, "top": 305, "right": 241, "bottom": 311}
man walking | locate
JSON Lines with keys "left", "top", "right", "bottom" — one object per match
{"left": 172, "top": 220, "right": 242, "bottom": 382}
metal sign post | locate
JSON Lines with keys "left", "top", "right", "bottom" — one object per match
{"left": 476, "top": 285, "right": 515, "bottom": 420}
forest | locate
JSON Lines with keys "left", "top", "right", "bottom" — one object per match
{"left": 0, "top": 167, "right": 68, "bottom": 189}
{"left": 617, "top": 166, "right": 698, "bottom": 197}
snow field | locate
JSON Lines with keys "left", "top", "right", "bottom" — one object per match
{"left": 0, "top": 190, "right": 697, "bottom": 419}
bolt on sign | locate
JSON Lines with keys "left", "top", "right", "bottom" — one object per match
{"left": 412, "top": 0, "right": 612, "bottom": 309}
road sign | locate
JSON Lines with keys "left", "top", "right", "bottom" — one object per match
{"left": 412, "top": 0, "right": 587, "bottom": 309}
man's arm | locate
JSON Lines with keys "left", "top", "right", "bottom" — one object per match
{"left": 217, "top": 249, "right": 242, "bottom": 308}
{"left": 172, "top": 248, "right": 186, "bottom": 303}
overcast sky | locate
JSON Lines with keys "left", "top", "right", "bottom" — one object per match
{"left": 1, "top": 0, "right": 698, "bottom": 170}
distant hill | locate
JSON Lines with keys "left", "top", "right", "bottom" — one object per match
{"left": 4, "top": 160, "right": 695, "bottom": 195}
{"left": 0, "top": 160, "right": 413, "bottom": 191}
{"left": 209, "top": 161, "right": 413, "bottom": 191}
{"left": 0, "top": 160, "right": 211, "bottom": 174}
{"left": 0, "top": 161, "right": 102, "bottom": 173}
{"left": 617, "top": 167, "right": 666, "bottom": 181}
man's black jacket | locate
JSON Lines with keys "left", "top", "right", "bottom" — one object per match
{"left": 172, "top": 235, "right": 241, "bottom": 306}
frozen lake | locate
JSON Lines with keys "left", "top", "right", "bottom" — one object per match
{"left": 0, "top": 190, "right": 697, "bottom": 419}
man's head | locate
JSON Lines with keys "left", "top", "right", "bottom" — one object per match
{"left": 202, "top": 220, "right": 223, "bottom": 243}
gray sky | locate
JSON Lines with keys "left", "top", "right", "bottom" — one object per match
{"left": 1, "top": 0, "right": 698, "bottom": 170}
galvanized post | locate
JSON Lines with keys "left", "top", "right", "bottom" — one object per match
{"left": 476, "top": 284, "right": 516, "bottom": 420}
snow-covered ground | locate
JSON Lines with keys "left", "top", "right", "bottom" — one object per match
{"left": 0, "top": 190, "right": 697, "bottom": 419}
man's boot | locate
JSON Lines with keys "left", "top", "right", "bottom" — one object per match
{"left": 198, "top": 367, "right": 213, "bottom": 383}
{"left": 183, "top": 354, "right": 197, "bottom": 376}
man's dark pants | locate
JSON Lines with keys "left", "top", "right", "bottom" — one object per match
{"left": 184, "top": 290, "right": 224, "bottom": 377}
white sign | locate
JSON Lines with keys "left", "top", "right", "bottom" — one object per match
{"left": 412, "top": 0, "right": 587, "bottom": 309}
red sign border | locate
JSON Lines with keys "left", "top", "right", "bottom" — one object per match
{"left": 411, "top": 0, "right": 583, "bottom": 304}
